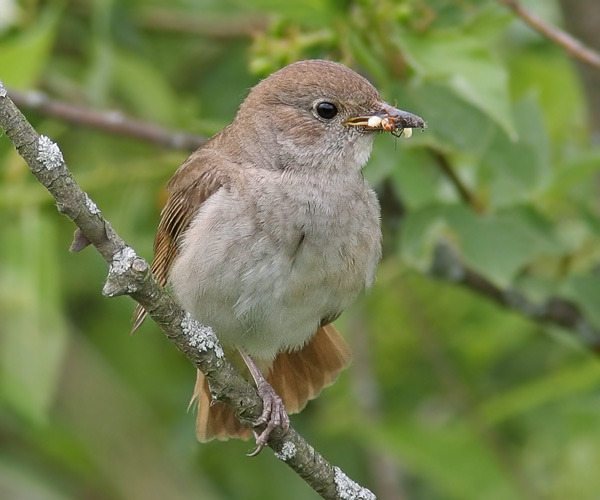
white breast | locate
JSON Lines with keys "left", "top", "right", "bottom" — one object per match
{"left": 169, "top": 168, "right": 381, "bottom": 361}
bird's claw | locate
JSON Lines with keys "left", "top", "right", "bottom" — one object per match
{"left": 247, "top": 380, "right": 290, "bottom": 457}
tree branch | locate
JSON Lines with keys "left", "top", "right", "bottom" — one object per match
{"left": 430, "top": 149, "right": 483, "bottom": 213}
{"left": 430, "top": 242, "right": 600, "bottom": 351}
{"left": 0, "top": 81, "right": 376, "bottom": 500}
{"left": 497, "top": 0, "right": 600, "bottom": 70}
{"left": 137, "top": 8, "right": 269, "bottom": 38}
{"left": 7, "top": 88, "right": 206, "bottom": 151}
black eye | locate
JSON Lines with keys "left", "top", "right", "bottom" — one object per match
{"left": 315, "top": 101, "right": 338, "bottom": 120}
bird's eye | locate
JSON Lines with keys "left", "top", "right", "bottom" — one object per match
{"left": 315, "top": 101, "right": 338, "bottom": 120}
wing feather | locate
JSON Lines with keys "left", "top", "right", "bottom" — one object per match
{"left": 131, "top": 150, "right": 231, "bottom": 332}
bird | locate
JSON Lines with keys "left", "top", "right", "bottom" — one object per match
{"left": 132, "top": 59, "right": 425, "bottom": 455}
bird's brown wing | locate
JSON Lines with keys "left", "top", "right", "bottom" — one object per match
{"left": 131, "top": 150, "right": 231, "bottom": 332}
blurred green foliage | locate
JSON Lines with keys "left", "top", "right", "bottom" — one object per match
{"left": 2, "top": 0, "right": 600, "bottom": 499}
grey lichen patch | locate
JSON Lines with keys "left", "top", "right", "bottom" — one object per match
{"left": 84, "top": 193, "right": 101, "bottom": 215}
{"left": 334, "top": 467, "right": 376, "bottom": 500}
{"left": 102, "top": 247, "right": 139, "bottom": 297}
{"left": 110, "top": 246, "right": 137, "bottom": 275}
{"left": 274, "top": 441, "right": 297, "bottom": 461}
{"left": 182, "top": 312, "right": 224, "bottom": 358}
{"left": 37, "top": 135, "right": 64, "bottom": 170}
{"left": 0, "top": 81, "right": 6, "bottom": 98}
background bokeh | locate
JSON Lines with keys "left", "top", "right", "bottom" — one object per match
{"left": 2, "top": 1, "right": 600, "bottom": 499}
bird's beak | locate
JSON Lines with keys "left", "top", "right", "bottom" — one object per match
{"left": 344, "top": 105, "right": 426, "bottom": 138}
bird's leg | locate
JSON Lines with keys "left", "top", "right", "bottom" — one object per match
{"left": 239, "top": 350, "right": 290, "bottom": 456}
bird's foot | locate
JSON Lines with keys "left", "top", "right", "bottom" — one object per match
{"left": 247, "top": 378, "right": 290, "bottom": 457}
{"left": 239, "top": 350, "right": 290, "bottom": 456}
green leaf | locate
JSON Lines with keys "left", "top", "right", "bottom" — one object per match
{"left": 543, "top": 150, "right": 600, "bottom": 200}
{"left": 388, "top": 147, "right": 445, "bottom": 209}
{"left": 562, "top": 274, "right": 600, "bottom": 329}
{"left": 397, "top": 31, "right": 515, "bottom": 138}
{"left": 401, "top": 202, "right": 563, "bottom": 286}
{"left": 508, "top": 49, "right": 585, "bottom": 144}
{"left": 400, "top": 204, "right": 447, "bottom": 269}
{"left": 481, "top": 136, "right": 541, "bottom": 205}
{"left": 405, "top": 82, "right": 497, "bottom": 156}
{"left": 0, "top": 9, "right": 60, "bottom": 88}
{"left": 112, "top": 50, "right": 182, "bottom": 125}
{"left": 479, "top": 96, "right": 551, "bottom": 207}
{"left": 445, "top": 205, "right": 562, "bottom": 287}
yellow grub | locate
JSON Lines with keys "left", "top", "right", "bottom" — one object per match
{"left": 403, "top": 128, "right": 413, "bottom": 139}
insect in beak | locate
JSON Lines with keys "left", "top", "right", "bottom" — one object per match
{"left": 344, "top": 106, "right": 426, "bottom": 138}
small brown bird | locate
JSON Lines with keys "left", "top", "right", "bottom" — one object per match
{"left": 133, "top": 59, "right": 424, "bottom": 454}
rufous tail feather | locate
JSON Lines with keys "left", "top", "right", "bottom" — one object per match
{"left": 190, "top": 324, "right": 351, "bottom": 441}
{"left": 192, "top": 370, "right": 252, "bottom": 442}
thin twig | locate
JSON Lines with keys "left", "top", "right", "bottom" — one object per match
{"left": 497, "top": 0, "right": 600, "bottom": 70}
{"left": 137, "top": 8, "right": 268, "bottom": 38}
{"left": 430, "top": 242, "right": 600, "bottom": 351}
{"left": 430, "top": 149, "right": 484, "bottom": 213}
{"left": 7, "top": 88, "right": 206, "bottom": 151}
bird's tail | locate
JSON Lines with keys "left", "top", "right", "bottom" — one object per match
{"left": 191, "top": 323, "right": 352, "bottom": 441}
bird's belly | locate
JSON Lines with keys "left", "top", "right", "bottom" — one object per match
{"left": 171, "top": 232, "right": 374, "bottom": 360}
{"left": 232, "top": 238, "right": 367, "bottom": 358}
{"left": 169, "top": 185, "right": 380, "bottom": 360}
